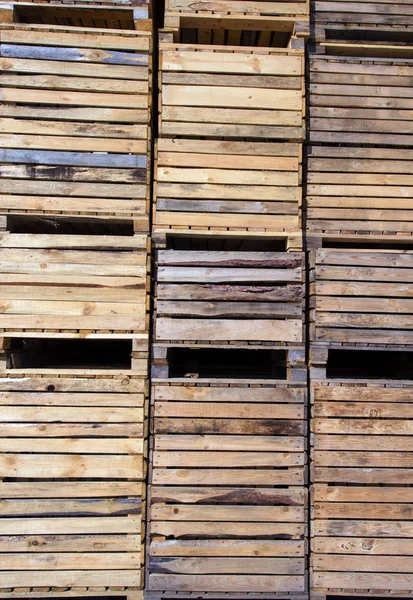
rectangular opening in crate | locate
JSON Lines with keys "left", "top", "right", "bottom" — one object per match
{"left": 178, "top": 26, "right": 294, "bottom": 48}
{"left": 6, "top": 215, "right": 134, "bottom": 236}
{"left": 322, "top": 239, "right": 413, "bottom": 250}
{"left": 165, "top": 234, "right": 288, "bottom": 252}
{"left": 324, "top": 27, "right": 412, "bottom": 44}
{"left": 6, "top": 338, "right": 132, "bottom": 370}
{"left": 167, "top": 347, "right": 287, "bottom": 379}
{"left": 327, "top": 349, "right": 413, "bottom": 380}
{"left": 13, "top": 4, "right": 137, "bottom": 29}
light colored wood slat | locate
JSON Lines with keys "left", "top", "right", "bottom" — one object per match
{"left": 150, "top": 539, "right": 305, "bottom": 557}
{"left": 148, "top": 573, "right": 304, "bottom": 592}
{"left": 157, "top": 182, "right": 300, "bottom": 201}
{"left": 0, "top": 314, "right": 145, "bottom": 330}
{"left": 152, "top": 468, "right": 304, "bottom": 486}
{"left": 0, "top": 454, "right": 143, "bottom": 478}
{"left": 151, "top": 505, "right": 304, "bottom": 522}
{"left": 150, "top": 556, "right": 304, "bottom": 575}
{"left": 1, "top": 481, "right": 142, "bottom": 498}
{"left": 1, "top": 552, "right": 141, "bottom": 570}
{"left": 0, "top": 391, "right": 144, "bottom": 406}
{"left": 0, "top": 57, "right": 148, "bottom": 80}
{"left": 1, "top": 29, "right": 150, "bottom": 51}
{"left": 0, "top": 438, "right": 144, "bottom": 453}
{"left": 156, "top": 318, "right": 302, "bottom": 342}
{"left": 0, "top": 134, "right": 147, "bottom": 153}
{"left": 155, "top": 435, "right": 304, "bottom": 451}
{"left": 157, "top": 267, "right": 301, "bottom": 282}
{"left": 0, "top": 233, "right": 147, "bottom": 249}
{"left": 156, "top": 212, "right": 298, "bottom": 228}
{"left": 0, "top": 516, "right": 140, "bottom": 534}
{"left": 154, "top": 402, "right": 303, "bottom": 419}
{"left": 0, "top": 406, "right": 143, "bottom": 422}
{"left": 151, "top": 521, "right": 304, "bottom": 539}
{"left": 154, "top": 386, "right": 305, "bottom": 402}
{"left": 158, "top": 151, "right": 299, "bottom": 170}
{"left": 0, "top": 88, "right": 148, "bottom": 109}
{"left": 0, "top": 533, "right": 141, "bottom": 552}
{"left": 311, "top": 572, "right": 413, "bottom": 591}
{"left": 158, "top": 167, "right": 298, "bottom": 186}
{"left": 0, "top": 570, "right": 141, "bottom": 587}
{"left": 153, "top": 451, "right": 304, "bottom": 467}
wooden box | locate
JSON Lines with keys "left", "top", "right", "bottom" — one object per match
{"left": 306, "top": 146, "right": 413, "bottom": 238}
{"left": 159, "top": 44, "right": 305, "bottom": 141}
{"left": 311, "top": 381, "right": 413, "bottom": 595}
{"left": 0, "top": 373, "right": 147, "bottom": 589}
{"left": 310, "top": 249, "right": 413, "bottom": 346}
{"left": 154, "top": 138, "right": 302, "bottom": 233}
{"left": 311, "top": 0, "right": 413, "bottom": 52}
{"left": 309, "top": 55, "right": 413, "bottom": 145}
{"left": 0, "top": 24, "right": 151, "bottom": 228}
{"left": 154, "top": 247, "right": 305, "bottom": 345}
{"left": 0, "top": 226, "right": 149, "bottom": 336}
{"left": 148, "top": 381, "right": 308, "bottom": 594}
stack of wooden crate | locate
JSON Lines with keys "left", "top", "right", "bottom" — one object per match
{"left": 0, "top": 3, "right": 151, "bottom": 598}
{"left": 148, "top": 7, "right": 308, "bottom": 595}
{"left": 309, "top": 3, "right": 413, "bottom": 600}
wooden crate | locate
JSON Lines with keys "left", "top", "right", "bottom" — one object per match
{"left": 0, "top": 373, "right": 147, "bottom": 589}
{"left": 154, "top": 139, "right": 302, "bottom": 233}
{"left": 0, "top": 224, "right": 149, "bottom": 336}
{"left": 309, "top": 249, "right": 413, "bottom": 347}
{"left": 306, "top": 146, "right": 413, "bottom": 238}
{"left": 311, "top": 0, "right": 413, "bottom": 52}
{"left": 0, "top": 24, "right": 151, "bottom": 228}
{"left": 311, "top": 381, "right": 413, "bottom": 595}
{"left": 309, "top": 55, "right": 413, "bottom": 145}
{"left": 153, "top": 247, "right": 305, "bottom": 345}
{"left": 148, "top": 381, "right": 308, "bottom": 594}
{"left": 158, "top": 44, "right": 305, "bottom": 141}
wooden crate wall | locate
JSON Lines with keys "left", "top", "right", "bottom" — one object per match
{"left": 311, "top": 0, "right": 413, "bottom": 49}
{"left": 159, "top": 44, "right": 305, "bottom": 141}
{"left": 148, "top": 382, "right": 308, "bottom": 594}
{"left": 0, "top": 24, "right": 151, "bottom": 230}
{"left": 307, "top": 146, "right": 413, "bottom": 237}
{"left": 0, "top": 229, "right": 149, "bottom": 336}
{"left": 309, "top": 249, "right": 413, "bottom": 347}
{"left": 0, "top": 372, "right": 147, "bottom": 589}
{"left": 309, "top": 55, "right": 413, "bottom": 146}
{"left": 311, "top": 381, "right": 413, "bottom": 594}
{"left": 154, "top": 139, "right": 302, "bottom": 232}
{"left": 154, "top": 247, "right": 304, "bottom": 345}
